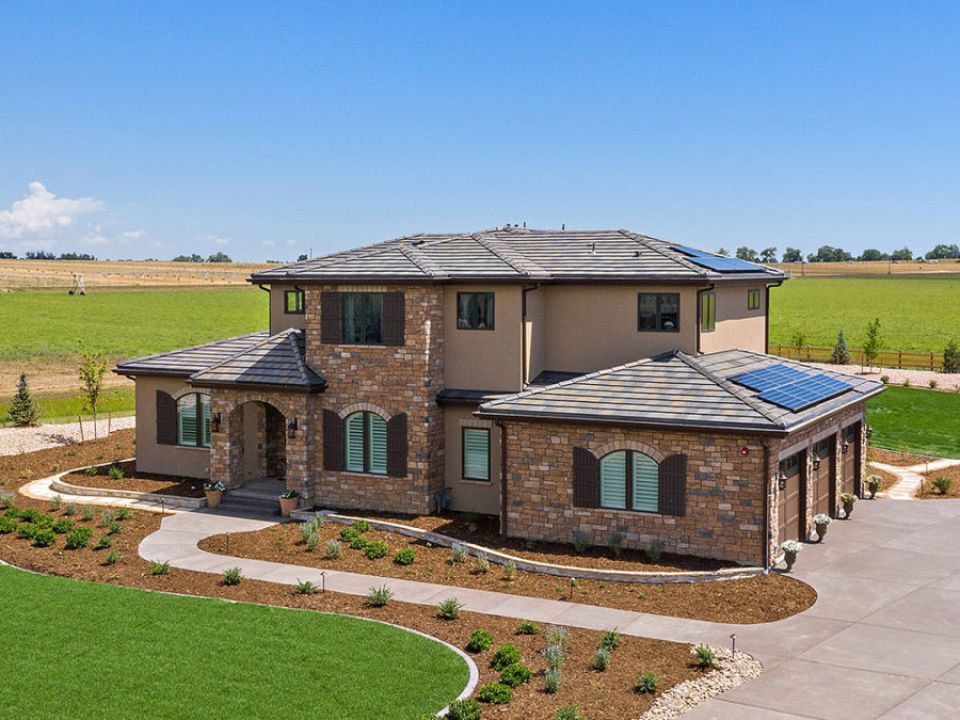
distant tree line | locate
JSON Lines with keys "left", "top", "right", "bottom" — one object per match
{"left": 0, "top": 251, "right": 98, "bottom": 260}
{"left": 171, "top": 252, "right": 234, "bottom": 263}
{"left": 721, "top": 243, "right": 960, "bottom": 263}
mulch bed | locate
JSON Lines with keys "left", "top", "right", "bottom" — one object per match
{"left": 0, "top": 434, "right": 712, "bottom": 720}
{"left": 62, "top": 460, "right": 205, "bottom": 498}
{"left": 867, "top": 446, "right": 938, "bottom": 467}
{"left": 918, "top": 464, "right": 960, "bottom": 499}
{"left": 199, "top": 522, "right": 816, "bottom": 624}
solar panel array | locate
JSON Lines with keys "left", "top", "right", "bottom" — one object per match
{"left": 730, "top": 363, "right": 853, "bottom": 412}
{"left": 671, "top": 244, "right": 762, "bottom": 273}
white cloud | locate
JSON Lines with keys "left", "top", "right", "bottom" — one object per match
{"left": 119, "top": 230, "right": 145, "bottom": 242}
{"left": 285, "top": 239, "right": 296, "bottom": 246}
{"left": 214, "top": 237, "right": 228, "bottom": 246}
{"left": 0, "top": 181, "right": 102, "bottom": 239}
{"left": 199, "top": 234, "right": 229, "bottom": 246}
{"left": 262, "top": 240, "right": 276, "bottom": 247}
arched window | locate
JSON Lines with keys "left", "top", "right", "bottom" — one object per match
{"left": 177, "top": 394, "right": 211, "bottom": 448}
{"left": 599, "top": 450, "right": 659, "bottom": 512}
{"left": 344, "top": 411, "right": 388, "bottom": 475}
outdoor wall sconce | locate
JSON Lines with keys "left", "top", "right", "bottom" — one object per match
{"left": 287, "top": 418, "right": 298, "bottom": 439}
{"left": 841, "top": 440, "right": 850, "bottom": 454}
{"left": 211, "top": 412, "right": 222, "bottom": 433}
{"left": 777, "top": 470, "right": 788, "bottom": 491}
{"left": 865, "top": 425, "right": 874, "bottom": 438}
{"left": 812, "top": 457, "right": 822, "bottom": 471}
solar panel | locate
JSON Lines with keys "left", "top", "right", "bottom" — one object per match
{"left": 757, "top": 375, "right": 853, "bottom": 412}
{"left": 730, "top": 364, "right": 808, "bottom": 392}
{"left": 671, "top": 245, "right": 762, "bottom": 273}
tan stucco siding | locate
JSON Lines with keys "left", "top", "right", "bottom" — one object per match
{"left": 443, "top": 285, "right": 523, "bottom": 391}
{"left": 524, "top": 287, "right": 545, "bottom": 384}
{"left": 134, "top": 376, "right": 211, "bottom": 480}
{"left": 269, "top": 284, "right": 307, "bottom": 334}
{"left": 540, "top": 285, "right": 699, "bottom": 373}
{"left": 443, "top": 405, "right": 500, "bottom": 515}
{"left": 699, "top": 284, "right": 767, "bottom": 354}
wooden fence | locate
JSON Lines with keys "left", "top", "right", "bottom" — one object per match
{"left": 771, "top": 344, "right": 945, "bottom": 371}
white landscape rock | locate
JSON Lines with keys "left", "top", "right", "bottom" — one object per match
{"left": 0, "top": 417, "right": 135, "bottom": 456}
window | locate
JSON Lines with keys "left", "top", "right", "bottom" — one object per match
{"left": 700, "top": 291, "right": 716, "bottom": 332}
{"left": 284, "top": 289, "right": 305, "bottom": 314}
{"left": 341, "top": 292, "right": 384, "bottom": 344}
{"left": 462, "top": 427, "right": 490, "bottom": 481}
{"left": 177, "top": 394, "right": 211, "bottom": 448}
{"left": 344, "top": 411, "right": 387, "bottom": 475}
{"left": 599, "top": 450, "right": 659, "bottom": 512}
{"left": 637, "top": 293, "right": 680, "bottom": 332}
{"left": 747, "top": 288, "right": 760, "bottom": 311}
{"left": 457, "top": 292, "right": 495, "bottom": 330}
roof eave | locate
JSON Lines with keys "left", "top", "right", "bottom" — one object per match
{"left": 188, "top": 379, "right": 327, "bottom": 394}
{"left": 777, "top": 385, "right": 886, "bottom": 434}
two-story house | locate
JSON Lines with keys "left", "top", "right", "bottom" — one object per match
{"left": 116, "top": 227, "right": 883, "bottom": 566}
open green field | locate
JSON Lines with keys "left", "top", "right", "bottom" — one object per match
{"left": 0, "top": 387, "right": 136, "bottom": 425}
{"left": 867, "top": 386, "right": 960, "bottom": 458}
{"left": 0, "top": 287, "right": 267, "bottom": 362}
{"left": 0, "top": 564, "right": 467, "bottom": 720}
{"left": 770, "top": 274, "right": 960, "bottom": 352}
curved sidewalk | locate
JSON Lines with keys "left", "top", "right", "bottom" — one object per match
{"left": 140, "top": 500, "right": 960, "bottom": 719}
{"left": 870, "top": 458, "right": 960, "bottom": 500}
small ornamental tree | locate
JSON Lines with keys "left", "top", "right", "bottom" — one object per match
{"left": 78, "top": 352, "right": 108, "bottom": 439}
{"left": 8, "top": 373, "right": 40, "bottom": 426}
{"left": 943, "top": 339, "right": 960, "bottom": 374}
{"left": 831, "top": 330, "right": 851, "bottom": 365}
{"left": 862, "top": 318, "right": 883, "bottom": 372}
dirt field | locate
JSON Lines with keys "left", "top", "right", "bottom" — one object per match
{"left": 770, "top": 260, "right": 960, "bottom": 277}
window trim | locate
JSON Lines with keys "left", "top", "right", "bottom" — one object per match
{"left": 344, "top": 410, "right": 388, "bottom": 476}
{"left": 284, "top": 289, "right": 305, "bottom": 314}
{"left": 598, "top": 449, "right": 661, "bottom": 514}
{"left": 461, "top": 427, "right": 491, "bottom": 482}
{"left": 456, "top": 292, "right": 496, "bottom": 331}
{"left": 637, "top": 292, "right": 680, "bottom": 333}
{"left": 747, "top": 288, "right": 760, "bottom": 311}
{"left": 176, "top": 393, "right": 211, "bottom": 449}
{"left": 340, "top": 292, "right": 385, "bottom": 346}
{"left": 700, "top": 291, "right": 716, "bottom": 333}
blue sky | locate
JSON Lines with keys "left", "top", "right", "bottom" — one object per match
{"left": 1, "top": 1, "right": 959, "bottom": 261}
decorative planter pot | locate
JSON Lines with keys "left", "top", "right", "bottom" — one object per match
{"left": 784, "top": 550, "right": 798, "bottom": 572}
{"left": 815, "top": 523, "right": 829, "bottom": 542}
{"left": 279, "top": 496, "right": 299, "bottom": 518}
{"left": 843, "top": 500, "right": 855, "bottom": 518}
{"left": 868, "top": 487, "right": 877, "bottom": 500}
{"left": 205, "top": 490, "right": 223, "bottom": 509}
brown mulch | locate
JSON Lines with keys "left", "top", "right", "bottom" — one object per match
{"left": 199, "top": 522, "right": 816, "bottom": 624}
{"left": 0, "top": 435, "right": 709, "bottom": 720}
{"left": 328, "top": 509, "right": 733, "bottom": 573}
{"left": 0, "top": 429, "right": 136, "bottom": 490}
{"left": 918, "top": 465, "right": 960, "bottom": 499}
{"left": 62, "top": 460, "right": 205, "bottom": 498}
{"left": 869, "top": 467, "right": 901, "bottom": 494}
{"left": 867, "top": 446, "right": 937, "bottom": 467}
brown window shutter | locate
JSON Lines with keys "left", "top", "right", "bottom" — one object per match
{"left": 382, "top": 292, "right": 405, "bottom": 346}
{"left": 320, "top": 292, "right": 342, "bottom": 344}
{"left": 156, "top": 390, "right": 177, "bottom": 445}
{"left": 322, "top": 409, "right": 345, "bottom": 471}
{"left": 387, "top": 413, "right": 408, "bottom": 477}
{"left": 659, "top": 453, "right": 687, "bottom": 517}
{"left": 572, "top": 447, "right": 600, "bottom": 508}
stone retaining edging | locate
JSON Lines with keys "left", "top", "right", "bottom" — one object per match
{"left": 291, "top": 508, "right": 764, "bottom": 584}
{"left": 47, "top": 459, "right": 205, "bottom": 510}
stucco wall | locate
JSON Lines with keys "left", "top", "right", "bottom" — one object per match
{"left": 524, "top": 286, "right": 545, "bottom": 385}
{"left": 443, "top": 285, "right": 523, "bottom": 391}
{"left": 269, "top": 283, "right": 307, "bottom": 334}
{"left": 443, "top": 405, "right": 500, "bottom": 515}
{"left": 133, "top": 376, "right": 211, "bottom": 480}
{"left": 698, "top": 283, "right": 767, "bottom": 354}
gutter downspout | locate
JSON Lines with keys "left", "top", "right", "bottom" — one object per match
{"left": 520, "top": 284, "right": 541, "bottom": 387}
{"left": 764, "top": 281, "right": 784, "bottom": 354}
{"left": 695, "top": 283, "right": 715, "bottom": 355}
{"left": 496, "top": 420, "right": 509, "bottom": 536}
{"left": 761, "top": 438, "right": 774, "bottom": 572}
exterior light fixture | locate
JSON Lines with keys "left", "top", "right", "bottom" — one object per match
{"left": 211, "top": 412, "right": 222, "bottom": 433}
{"left": 841, "top": 440, "right": 850, "bottom": 454}
{"left": 813, "top": 458, "right": 821, "bottom": 471}
{"left": 865, "top": 425, "right": 874, "bottom": 438}
{"left": 287, "top": 418, "right": 298, "bottom": 439}
{"left": 777, "top": 469, "right": 788, "bottom": 491}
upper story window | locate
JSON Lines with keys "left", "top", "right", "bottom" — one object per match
{"left": 637, "top": 293, "right": 679, "bottom": 332}
{"left": 285, "top": 289, "right": 305, "bottom": 314}
{"left": 599, "top": 450, "right": 659, "bottom": 512}
{"left": 747, "top": 288, "right": 761, "bottom": 311}
{"left": 342, "top": 292, "right": 383, "bottom": 344}
{"left": 177, "top": 393, "right": 211, "bottom": 448}
{"left": 462, "top": 427, "right": 491, "bottom": 481}
{"left": 457, "top": 292, "right": 495, "bottom": 330}
{"left": 320, "top": 291, "right": 405, "bottom": 346}
{"left": 345, "top": 411, "right": 388, "bottom": 475}
{"left": 700, "top": 291, "right": 716, "bottom": 332}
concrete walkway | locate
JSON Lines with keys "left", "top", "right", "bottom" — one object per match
{"left": 139, "top": 499, "right": 960, "bottom": 719}
{"left": 870, "top": 458, "right": 960, "bottom": 500}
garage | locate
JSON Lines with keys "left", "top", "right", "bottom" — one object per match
{"left": 811, "top": 437, "right": 835, "bottom": 517}
{"left": 841, "top": 422, "right": 861, "bottom": 496}
{"left": 778, "top": 451, "right": 804, "bottom": 544}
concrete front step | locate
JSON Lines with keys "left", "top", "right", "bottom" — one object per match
{"left": 214, "top": 494, "right": 280, "bottom": 518}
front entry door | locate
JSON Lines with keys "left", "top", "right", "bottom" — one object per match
{"left": 778, "top": 452, "right": 803, "bottom": 544}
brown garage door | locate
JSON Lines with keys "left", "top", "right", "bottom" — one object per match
{"left": 841, "top": 423, "right": 861, "bottom": 496}
{"left": 778, "top": 452, "right": 803, "bottom": 544}
{"left": 812, "top": 437, "right": 835, "bottom": 517}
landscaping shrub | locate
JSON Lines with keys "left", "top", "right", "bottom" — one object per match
{"left": 104, "top": 550, "right": 121, "bottom": 565}
{"left": 32, "top": 528, "right": 57, "bottom": 547}
{"left": 394, "top": 548, "right": 416, "bottom": 565}
{"left": 339, "top": 527, "right": 363, "bottom": 545}
{"left": 150, "top": 561, "right": 171, "bottom": 575}
{"left": 472, "top": 553, "right": 490, "bottom": 574}
{"left": 99, "top": 510, "right": 116, "bottom": 527}
{"left": 543, "top": 667, "right": 562, "bottom": 694}
{"left": 438, "top": 597, "right": 463, "bottom": 620}
{"left": 555, "top": 705, "right": 585, "bottom": 720}
{"left": 831, "top": 330, "right": 851, "bottom": 365}
{"left": 571, "top": 531, "right": 589, "bottom": 554}
{"left": 903, "top": 378, "right": 911, "bottom": 388}
{"left": 305, "top": 533, "right": 320, "bottom": 552}
{"left": 466, "top": 629, "right": 493, "bottom": 653}
{"left": 115, "top": 507, "right": 132, "bottom": 521}
{"left": 107, "top": 521, "right": 123, "bottom": 535}
{"left": 880, "top": 374, "right": 890, "bottom": 384}
{"left": 542, "top": 644, "right": 566, "bottom": 670}
{"left": 0, "top": 516, "right": 16, "bottom": 534}
{"left": 50, "top": 496, "right": 62, "bottom": 512}
{"left": 365, "top": 585, "right": 393, "bottom": 607}
{"left": 52, "top": 519, "right": 73, "bottom": 534}
{"left": 646, "top": 539, "right": 665, "bottom": 562}
{"left": 635, "top": 671, "right": 662, "bottom": 694}
{"left": 223, "top": 567, "right": 243, "bottom": 586}
{"left": 8, "top": 372, "right": 39, "bottom": 426}
{"left": 351, "top": 519, "right": 371, "bottom": 533}
{"left": 446, "top": 698, "right": 482, "bottom": 720}
{"left": 592, "top": 646, "right": 611, "bottom": 671}
{"left": 608, "top": 531, "right": 624, "bottom": 558}
{"left": 546, "top": 625, "right": 571, "bottom": 647}
{"left": 450, "top": 542, "right": 469, "bottom": 563}
{"left": 600, "top": 628, "right": 622, "bottom": 651}
{"left": 34, "top": 512, "right": 54, "bottom": 527}
{"left": 81, "top": 505, "right": 96, "bottom": 521}
{"left": 65, "top": 527, "right": 93, "bottom": 549}
{"left": 294, "top": 580, "right": 315, "bottom": 595}
{"left": 516, "top": 620, "right": 539, "bottom": 635}
{"left": 490, "top": 643, "right": 521, "bottom": 671}
{"left": 84, "top": 465, "right": 99, "bottom": 477}
{"left": 94, "top": 535, "right": 113, "bottom": 550}
{"left": 502, "top": 561, "right": 517, "bottom": 582}
{"left": 19, "top": 508, "right": 40, "bottom": 523}
{"left": 476, "top": 682, "right": 512, "bottom": 705}
{"left": 944, "top": 339, "right": 960, "bottom": 374}
{"left": 499, "top": 662, "right": 532, "bottom": 688}
{"left": 299, "top": 523, "right": 316, "bottom": 544}
{"left": 363, "top": 540, "right": 388, "bottom": 560}
{"left": 63, "top": 502, "right": 77, "bottom": 516}
{"left": 325, "top": 540, "right": 342, "bottom": 559}
{"left": 3, "top": 506, "right": 20, "bottom": 519}
{"left": 933, "top": 476, "right": 953, "bottom": 495}
{"left": 693, "top": 644, "right": 717, "bottom": 669}
{"left": 17, "top": 523, "right": 36, "bottom": 540}
{"left": 0, "top": 493, "right": 14, "bottom": 509}
{"left": 107, "top": 464, "right": 124, "bottom": 480}
{"left": 930, "top": 379, "right": 938, "bottom": 389}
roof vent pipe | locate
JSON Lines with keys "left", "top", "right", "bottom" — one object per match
{"left": 591, "top": 243, "right": 597, "bottom": 255}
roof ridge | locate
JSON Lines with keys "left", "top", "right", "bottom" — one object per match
{"left": 398, "top": 243, "right": 448, "bottom": 278}
{"left": 471, "top": 233, "right": 549, "bottom": 278}
{"left": 191, "top": 329, "right": 296, "bottom": 378}
{"left": 618, "top": 230, "right": 709, "bottom": 277}
{"left": 676, "top": 352, "right": 783, "bottom": 426}
{"left": 284, "top": 329, "right": 322, "bottom": 384}
{"left": 116, "top": 331, "right": 269, "bottom": 368}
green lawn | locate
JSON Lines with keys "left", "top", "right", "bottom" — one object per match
{"left": 0, "top": 387, "right": 136, "bottom": 426}
{"left": 867, "top": 386, "right": 960, "bottom": 458}
{"left": 0, "top": 564, "right": 468, "bottom": 719}
{"left": 771, "top": 275, "right": 960, "bottom": 352}
{"left": 0, "top": 287, "right": 267, "bottom": 362}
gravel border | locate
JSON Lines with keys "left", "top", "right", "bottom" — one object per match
{"left": 0, "top": 417, "right": 135, "bottom": 456}
{"left": 638, "top": 646, "right": 762, "bottom": 719}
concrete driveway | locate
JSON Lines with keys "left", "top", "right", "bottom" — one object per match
{"left": 686, "top": 498, "right": 960, "bottom": 719}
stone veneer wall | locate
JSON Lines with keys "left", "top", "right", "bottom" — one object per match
{"left": 502, "top": 422, "right": 769, "bottom": 565}
{"left": 304, "top": 284, "right": 446, "bottom": 515}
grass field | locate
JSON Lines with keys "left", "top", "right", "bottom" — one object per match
{"left": 770, "top": 275, "right": 960, "bottom": 352}
{"left": 0, "top": 287, "right": 267, "bottom": 362}
{"left": 0, "top": 564, "right": 468, "bottom": 719}
{"left": 0, "top": 387, "right": 135, "bottom": 426}
{"left": 867, "top": 386, "right": 960, "bottom": 458}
